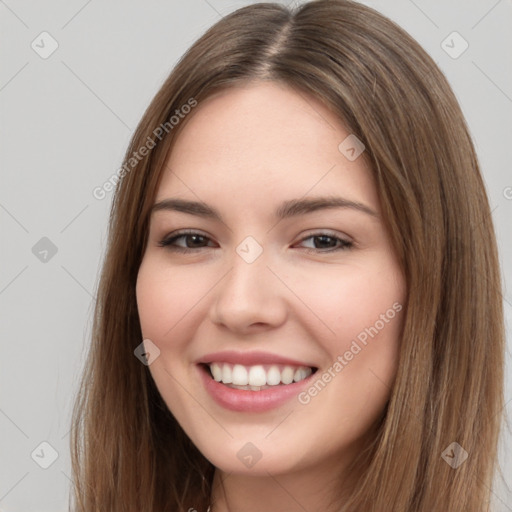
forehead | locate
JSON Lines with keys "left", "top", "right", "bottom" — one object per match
{"left": 156, "top": 81, "right": 378, "bottom": 214}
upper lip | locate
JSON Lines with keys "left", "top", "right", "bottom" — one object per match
{"left": 197, "top": 350, "right": 317, "bottom": 368}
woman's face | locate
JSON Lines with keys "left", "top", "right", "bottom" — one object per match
{"left": 136, "top": 81, "right": 406, "bottom": 477}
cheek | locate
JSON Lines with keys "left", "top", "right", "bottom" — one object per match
{"left": 135, "top": 259, "right": 200, "bottom": 413}
{"left": 284, "top": 262, "right": 404, "bottom": 350}
{"left": 136, "top": 258, "right": 208, "bottom": 342}
{"left": 288, "top": 262, "right": 404, "bottom": 416}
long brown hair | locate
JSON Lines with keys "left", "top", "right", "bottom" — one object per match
{"left": 70, "top": 1, "right": 505, "bottom": 510}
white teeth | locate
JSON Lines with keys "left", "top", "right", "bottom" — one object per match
{"left": 281, "top": 366, "right": 295, "bottom": 385}
{"left": 222, "top": 364, "right": 232, "bottom": 384}
{"left": 248, "top": 365, "right": 267, "bottom": 386}
{"left": 211, "top": 362, "right": 222, "bottom": 382}
{"left": 232, "top": 364, "right": 248, "bottom": 385}
{"left": 207, "top": 362, "right": 313, "bottom": 388}
{"left": 266, "top": 365, "right": 281, "bottom": 386}
{"left": 294, "top": 367, "right": 309, "bottom": 382}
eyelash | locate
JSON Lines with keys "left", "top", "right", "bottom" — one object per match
{"left": 157, "top": 230, "right": 353, "bottom": 254}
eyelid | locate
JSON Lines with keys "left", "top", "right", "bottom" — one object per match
{"left": 158, "top": 228, "right": 354, "bottom": 253}
{"left": 296, "top": 228, "right": 352, "bottom": 243}
{"left": 295, "top": 230, "right": 354, "bottom": 251}
{"left": 157, "top": 229, "right": 216, "bottom": 248}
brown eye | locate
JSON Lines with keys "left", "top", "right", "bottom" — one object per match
{"left": 158, "top": 231, "right": 216, "bottom": 252}
{"left": 296, "top": 233, "right": 353, "bottom": 252}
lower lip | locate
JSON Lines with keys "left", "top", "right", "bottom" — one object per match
{"left": 198, "top": 364, "right": 316, "bottom": 412}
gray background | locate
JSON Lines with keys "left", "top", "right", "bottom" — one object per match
{"left": 0, "top": 0, "right": 511, "bottom": 510}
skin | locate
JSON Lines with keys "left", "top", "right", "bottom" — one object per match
{"left": 136, "top": 80, "right": 406, "bottom": 512}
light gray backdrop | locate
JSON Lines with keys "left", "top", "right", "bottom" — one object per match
{"left": 1, "top": 0, "right": 511, "bottom": 510}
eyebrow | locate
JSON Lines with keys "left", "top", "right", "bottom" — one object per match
{"left": 151, "top": 196, "right": 378, "bottom": 221}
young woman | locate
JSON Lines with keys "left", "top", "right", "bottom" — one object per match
{"left": 70, "top": 1, "right": 506, "bottom": 511}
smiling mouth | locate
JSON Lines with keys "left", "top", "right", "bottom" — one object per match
{"left": 202, "top": 362, "right": 318, "bottom": 391}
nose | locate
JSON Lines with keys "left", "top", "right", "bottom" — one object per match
{"left": 208, "top": 245, "right": 288, "bottom": 334}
